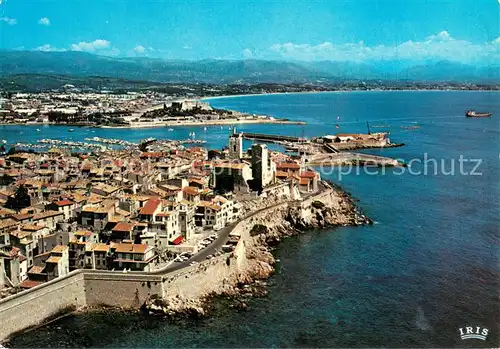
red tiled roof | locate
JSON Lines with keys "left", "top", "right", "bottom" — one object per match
{"left": 183, "top": 186, "right": 200, "bottom": 196}
{"left": 299, "top": 178, "right": 310, "bottom": 185}
{"left": 139, "top": 199, "right": 160, "bottom": 215}
{"left": 141, "top": 152, "right": 164, "bottom": 158}
{"left": 113, "top": 243, "right": 149, "bottom": 254}
{"left": 13, "top": 213, "right": 34, "bottom": 221}
{"left": 193, "top": 160, "right": 212, "bottom": 168}
{"left": 277, "top": 162, "right": 301, "bottom": 170}
{"left": 20, "top": 280, "right": 43, "bottom": 289}
{"left": 276, "top": 170, "right": 290, "bottom": 178}
{"left": 112, "top": 221, "right": 134, "bottom": 232}
{"left": 54, "top": 200, "right": 74, "bottom": 206}
{"left": 301, "top": 171, "right": 317, "bottom": 179}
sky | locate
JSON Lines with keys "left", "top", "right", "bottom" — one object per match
{"left": 0, "top": 0, "right": 499, "bottom": 65}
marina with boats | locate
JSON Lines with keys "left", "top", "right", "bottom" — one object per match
{"left": 6, "top": 136, "right": 206, "bottom": 153}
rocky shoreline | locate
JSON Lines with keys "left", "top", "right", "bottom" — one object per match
{"left": 143, "top": 184, "right": 372, "bottom": 319}
{"left": 2, "top": 184, "right": 372, "bottom": 346}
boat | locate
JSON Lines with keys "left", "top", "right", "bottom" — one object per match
{"left": 466, "top": 110, "right": 492, "bottom": 118}
{"left": 68, "top": 128, "right": 75, "bottom": 132}
{"left": 168, "top": 128, "right": 174, "bottom": 131}
{"left": 401, "top": 125, "right": 420, "bottom": 130}
{"left": 36, "top": 129, "right": 41, "bottom": 132}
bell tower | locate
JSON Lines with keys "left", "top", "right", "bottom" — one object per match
{"left": 228, "top": 128, "right": 243, "bottom": 159}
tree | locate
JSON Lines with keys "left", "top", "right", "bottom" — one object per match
{"left": 0, "top": 174, "right": 14, "bottom": 186}
{"left": 5, "top": 185, "right": 31, "bottom": 211}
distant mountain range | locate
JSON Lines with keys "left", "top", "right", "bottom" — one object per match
{"left": 0, "top": 51, "right": 498, "bottom": 84}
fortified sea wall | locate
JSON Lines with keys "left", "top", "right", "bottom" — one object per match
{"left": 0, "top": 188, "right": 338, "bottom": 342}
{"left": 0, "top": 271, "right": 86, "bottom": 341}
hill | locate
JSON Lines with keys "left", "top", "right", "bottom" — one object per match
{"left": 0, "top": 51, "right": 498, "bottom": 85}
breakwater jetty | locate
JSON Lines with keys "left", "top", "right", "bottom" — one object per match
{"left": 240, "top": 131, "right": 402, "bottom": 154}
{"left": 239, "top": 131, "right": 404, "bottom": 166}
{"left": 241, "top": 132, "right": 306, "bottom": 143}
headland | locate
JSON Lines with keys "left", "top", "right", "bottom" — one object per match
{"left": 0, "top": 90, "right": 405, "bottom": 344}
{"left": 0, "top": 93, "right": 305, "bottom": 129}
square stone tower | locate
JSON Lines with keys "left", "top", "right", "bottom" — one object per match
{"left": 228, "top": 128, "right": 243, "bottom": 159}
{"left": 251, "top": 143, "right": 269, "bottom": 192}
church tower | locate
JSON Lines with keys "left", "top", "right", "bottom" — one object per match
{"left": 228, "top": 128, "right": 243, "bottom": 159}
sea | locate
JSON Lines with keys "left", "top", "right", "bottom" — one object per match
{"left": 3, "top": 91, "right": 499, "bottom": 348}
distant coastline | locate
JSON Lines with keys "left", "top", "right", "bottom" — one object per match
{"left": 201, "top": 88, "right": 500, "bottom": 102}
{"left": 0, "top": 118, "right": 306, "bottom": 129}
{"left": 0, "top": 118, "right": 305, "bottom": 129}
{"left": 100, "top": 118, "right": 305, "bottom": 128}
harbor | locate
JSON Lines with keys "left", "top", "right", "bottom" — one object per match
{"left": 238, "top": 130, "right": 405, "bottom": 166}
{"left": 8, "top": 136, "right": 207, "bottom": 153}
{"left": 0, "top": 90, "right": 498, "bottom": 349}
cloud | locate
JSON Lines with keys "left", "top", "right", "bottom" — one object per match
{"left": 268, "top": 31, "right": 500, "bottom": 64}
{"left": 426, "top": 30, "right": 451, "bottom": 41}
{"left": 129, "top": 45, "right": 156, "bottom": 56}
{"left": 38, "top": 17, "right": 50, "bottom": 26}
{"left": 35, "top": 44, "right": 65, "bottom": 52}
{"left": 0, "top": 16, "right": 17, "bottom": 25}
{"left": 133, "top": 45, "right": 146, "bottom": 54}
{"left": 71, "top": 39, "right": 111, "bottom": 52}
{"left": 242, "top": 48, "right": 253, "bottom": 58}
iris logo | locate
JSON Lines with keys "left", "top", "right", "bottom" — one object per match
{"left": 459, "top": 326, "right": 489, "bottom": 340}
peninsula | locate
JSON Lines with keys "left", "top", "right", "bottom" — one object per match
{"left": 0, "top": 92, "right": 304, "bottom": 128}
{"left": 0, "top": 117, "right": 404, "bottom": 342}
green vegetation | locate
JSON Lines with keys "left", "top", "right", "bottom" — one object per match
{"left": 46, "top": 111, "right": 129, "bottom": 125}
{"left": 250, "top": 224, "right": 269, "bottom": 236}
{"left": 141, "top": 103, "right": 232, "bottom": 120}
{"left": 5, "top": 185, "right": 31, "bottom": 211}
{"left": 312, "top": 201, "right": 326, "bottom": 209}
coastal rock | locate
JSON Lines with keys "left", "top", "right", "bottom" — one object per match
{"left": 142, "top": 295, "right": 206, "bottom": 319}
{"left": 142, "top": 184, "right": 372, "bottom": 321}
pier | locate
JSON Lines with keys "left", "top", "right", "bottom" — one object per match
{"left": 323, "top": 143, "right": 339, "bottom": 153}
{"left": 241, "top": 132, "right": 307, "bottom": 143}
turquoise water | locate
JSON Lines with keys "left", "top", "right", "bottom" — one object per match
{"left": 5, "top": 91, "right": 500, "bottom": 348}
